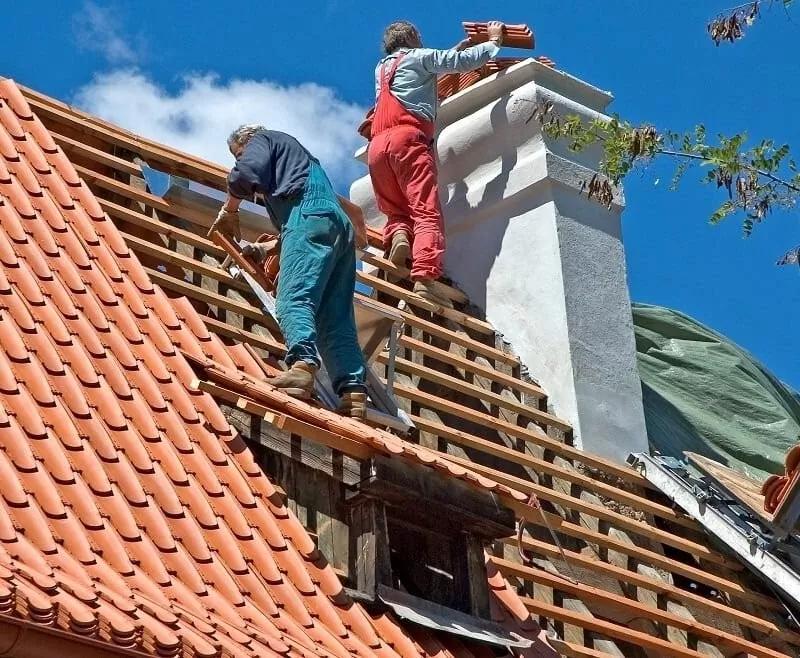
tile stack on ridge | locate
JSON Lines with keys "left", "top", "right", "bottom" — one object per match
{"left": 437, "top": 58, "right": 525, "bottom": 101}
{"left": 436, "top": 23, "right": 545, "bottom": 102}
{"left": 0, "top": 77, "right": 555, "bottom": 658}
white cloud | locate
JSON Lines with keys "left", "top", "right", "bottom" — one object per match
{"left": 73, "top": 70, "right": 368, "bottom": 188}
{"left": 73, "top": 2, "right": 141, "bottom": 65}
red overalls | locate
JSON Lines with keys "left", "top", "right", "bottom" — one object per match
{"left": 367, "top": 54, "right": 444, "bottom": 281}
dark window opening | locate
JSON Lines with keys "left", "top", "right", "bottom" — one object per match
{"left": 387, "top": 518, "right": 469, "bottom": 613}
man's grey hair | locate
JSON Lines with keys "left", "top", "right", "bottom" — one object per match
{"left": 382, "top": 21, "right": 421, "bottom": 55}
{"left": 227, "top": 124, "right": 266, "bottom": 149}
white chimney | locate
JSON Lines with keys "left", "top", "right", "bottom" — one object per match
{"left": 350, "top": 59, "right": 648, "bottom": 463}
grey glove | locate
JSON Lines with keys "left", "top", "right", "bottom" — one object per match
{"left": 208, "top": 208, "right": 241, "bottom": 240}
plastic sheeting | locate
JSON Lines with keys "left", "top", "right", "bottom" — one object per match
{"left": 633, "top": 303, "right": 800, "bottom": 480}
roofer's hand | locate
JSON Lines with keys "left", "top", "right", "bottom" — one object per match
{"left": 208, "top": 208, "right": 241, "bottom": 241}
{"left": 487, "top": 21, "right": 505, "bottom": 45}
{"left": 242, "top": 237, "right": 279, "bottom": 263}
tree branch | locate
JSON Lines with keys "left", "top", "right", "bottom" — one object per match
{"left": 658, "top": 148, "right": 800, "bottom": 193}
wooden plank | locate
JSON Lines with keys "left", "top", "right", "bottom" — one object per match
{"left": 359, "top": 251, "right": 468, "bottom": 304}
{"left": 364, "top": 296, "right": 517, "bottom": 367}
{"left": 445, "top": 453, "right": 742, "bottom": 572}
{"left": 121, "top": 231, "right": 249, "bottom": 292}
{"left": 50, "top": 129, "right": 142, "bottom": 177}
{"left": 75, "top": 164, "right": 213, "bottom": 231}
{"left": 348, "top": 497, "right": 392, "bottom": 598}
{"left": 395, "top": 380, "right": 570, "bottom": 433}
{"left": 100, "top": 198, "right": 226, "bottom": 257}
{"left": 398, "top": 334, "right": 545, "bottom": 399}
{"left": 29, "top": 87, "right": 382, "bottom": 246}
{"left": 409, "top": 414, "right": 697, "bottom": 530}
{"left": 496, "top": 557, "right": 790, "bottom": 658}
{"left": 76, "top": 164, "right": 174, "bottom": 213}
{"left": 23, "top": 88, "right": 230, "bottom": 190}
{"left": 393, "top": 382, "right": 620, "bottom": 466}
{"left": 223, "top": 405, "right": 362, "bottom": 486}
{"left": 464, "top": 534, "right": 491, "bottom": 619}
{"left": 498, "top": 497, "right": 776, "bottom": 610}
{"left": 384, "top": 355, "right": 568, "bottom": 428}
{"left": 548, "top": 639, "right": 617, "bottom": 658}
{"left": 360, "top": 454, "right": 516, "bottom": 538}
{"left": 518, "top": 596, "right": 729, "bottom": 658}
{"left": 145, "top": 267, "right": 268, "bottom": 324}
{"left": 200, "top": 315, "right": 285, "bottom": 356}
{"left": 688, "top": 452, "right": 772, "bottom": 524}
{"left": 357, "top": 271, "right": 492, "bottom": 335}
{"left": 193, "top": 379, "right": 374, "bottom": 460}
{"left": 508, "top": 533, "right": 800, "bottom": 642}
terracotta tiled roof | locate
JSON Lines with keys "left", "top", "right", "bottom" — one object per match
{"left": 9, "top": 75, "right": 797, "bottom": 658}
{"left": 0, "top": 77, "right": 554, "bottom": 658}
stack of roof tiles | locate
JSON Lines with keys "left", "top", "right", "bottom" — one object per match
{"left": 0, "top": 78, "right": 555, "bottom": 658}
{"left": 762, "top": 444, "right": 800, "bottom": 514}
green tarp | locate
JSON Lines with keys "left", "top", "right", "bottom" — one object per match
{"left": 633, "top": 303, "right": 800, "bottom": 481}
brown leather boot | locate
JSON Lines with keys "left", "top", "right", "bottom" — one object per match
{"left": 339, "top": 390, "right": 367, "bottom": 420}
{"left": 413, "top": 279, "right": 454, "bottom": 309}
{"left": 265, "top": 361, "right": 317, "bottom": 399}
{"left": 387, "top": 231, "right": 411, "bottom": 267}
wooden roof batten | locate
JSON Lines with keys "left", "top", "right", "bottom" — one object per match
{"left": 16, "top": 81, "right": 800, "bottom": 658}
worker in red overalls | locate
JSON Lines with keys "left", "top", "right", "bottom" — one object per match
{"left": 367, "top": 20, "right": 504, "bottom": 308}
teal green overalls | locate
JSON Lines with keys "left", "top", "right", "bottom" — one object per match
{"left": 266, "top": 161, "right": 366, "bottom": 394}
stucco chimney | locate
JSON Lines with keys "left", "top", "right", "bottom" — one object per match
{"left": 350, "top": 59, "right": 648, "bottom": 463}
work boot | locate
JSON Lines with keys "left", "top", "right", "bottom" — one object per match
{"left": 413, "top": 279, "right": 454, "bottom": 309}
{"left": 339, "top": 389, "right": 367, "bottom": 420}
{"left": 387, "top": 231, "right": 411, "bottom": 267}
{"left": 265, "top": 361, "right": 316, "bottom": 399}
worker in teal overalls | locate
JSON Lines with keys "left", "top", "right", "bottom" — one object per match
{"left": 209, "top": 125, "right": 367, "bottom": 419}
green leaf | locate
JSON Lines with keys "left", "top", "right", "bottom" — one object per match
{"left": 670, "top": 160, "right": 691, "bottom": 191}
{"left": 710, "top": 200, "right": 736, "bottom": 224}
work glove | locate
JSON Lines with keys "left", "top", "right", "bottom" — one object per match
{"left": 208, "top": 208, "right": 241, "bottom": 241}
{"left": 242, "top": 236, "right": 280, "bottom": 263}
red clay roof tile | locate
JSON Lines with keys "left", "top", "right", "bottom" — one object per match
{"left": 46, "top": 148, "right": 81, "bottom": 184}
{"left": 0, "top": 128, "right": 16, "bottom": 162}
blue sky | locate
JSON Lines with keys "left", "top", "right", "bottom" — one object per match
{"left": 4, "top": 0, "right": 798, "bottom": 387}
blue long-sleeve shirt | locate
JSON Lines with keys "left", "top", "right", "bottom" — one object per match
{"left": 227, "top": 130, "right": 313, "bottom": 200}
{"left": 374, "top": 42, "right": 500, "bottom": 123}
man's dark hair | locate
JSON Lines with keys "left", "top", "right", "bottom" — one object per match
{"left": 382, "top": 21, "right": 421, "bottom": 54}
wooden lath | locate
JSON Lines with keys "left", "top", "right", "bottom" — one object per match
{"left": 509, "top": 533, "right": 800, "bottom": 644}
{"left": 24, "top": 86, "right": 800, "bottom": 657}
